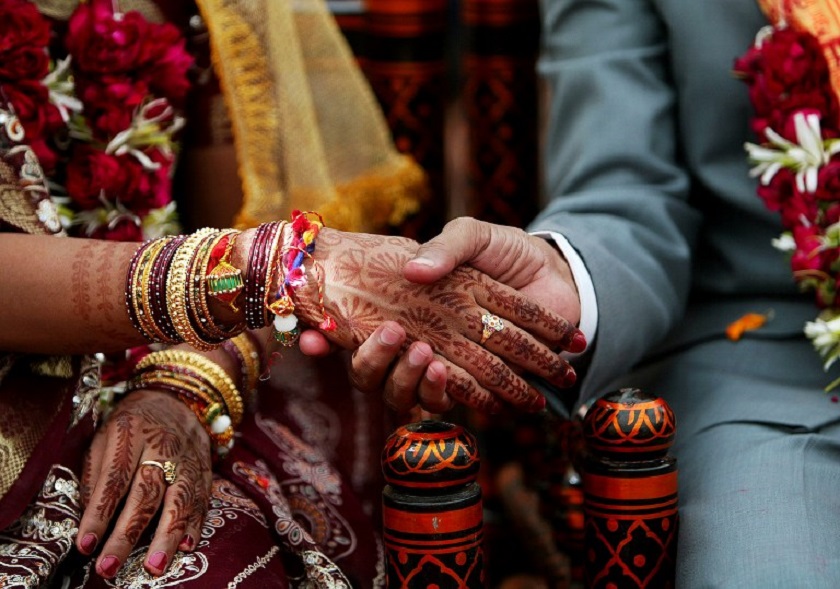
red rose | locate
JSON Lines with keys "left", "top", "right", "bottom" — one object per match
{"left": 0, "top": 46, "right": 49, "bottom": 81}
{"left": 75, "top": 74, "right": 148, "bottom": 138}
{"left": 65, "top": 146, "right": 126, "bottom": 209}
{"left": 780, "top": 183, "right": 818, "bottom": 230}
{"left": 3, "top": 80, "right": 62, "bottom": 139}
{"left": 757, "top": 168, "right": 794, "bottom": 215}
{"left": 117, "top": 151, "right": 173, "bottom": 213}
{"left": 141, "top": 23, "right": 193, "bottom": 103}
{"left": 791, "top": 224, "right": 825, "bottom": 274}
{"left": 0, "top": 0, "right": 50, "bottom": 57}
{"left": 736, "top": 28, "right": 838, "bottom": 138}
{"left": 814, "top": 160, "right": 840, "bottom": 203}
{"left": 822, "top": 203, "right": 840, "bottom": 226}
{"left": 67, "top": 0, "right": 150, "bottom": 75}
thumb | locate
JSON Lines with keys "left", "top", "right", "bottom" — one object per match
{"left": 404, "top": 218, "right": 490, "bottom": 283}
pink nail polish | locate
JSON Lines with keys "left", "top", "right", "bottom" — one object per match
{"left": 148, "top": 551, "right": 168, "bottom": 572}
{"left": 99, "top": 555, "right": 121, "bottom": 578}
{"left": 79, "top": 533, "right": 98, "bottom": 554}
{"left": 180, "top": 534, "right": 195, "bottom": 550}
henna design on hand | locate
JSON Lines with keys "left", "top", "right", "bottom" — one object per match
{"left": 83, "top": 389, "right": 213, "bottom": 559}
{"left": 123, "top": 466, "right": 164, "bottom": 546}
{"left": 164, "top": 447, "right": 210, "bottom": 537}
{"left": 96, "top": 412, "right": 135, "bottom": 520}
{"left": 287, "top": 227, "right": 576, "bottom": 410}
{"left": 334, "top": 297, "right": 387, "bottom": 347}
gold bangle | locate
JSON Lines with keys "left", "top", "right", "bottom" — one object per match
{"left": 227, "top": 332, "right": 261, "bottom": 399}
{"left": 130, "top": 370, "right": 223, "bottom": 407}
{"left": 166, "top": 228, "right": 220, "bottom": 351}
{"left": 128, "top": 238, "right": 165, "bottom": 342}
{"left": 136, "top": 350, "right": 244, "bottom": 426}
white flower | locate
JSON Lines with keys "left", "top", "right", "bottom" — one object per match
{"left": 745, "top": 111, "right": 840, "bottom": 191}
{"left": 771, "top": 232, "right": 795, "bottom": 252}
{"left": 141, "top": 202, "right": 180, "bottom": 240}
{"left": 105, "top": 99, "right": 184, "bottom": 171}
{"left": 804, "top": 310, "right": 840, "bottom": 370}
{"left": 42, "top": 57, "right": 82, "bottom": 123}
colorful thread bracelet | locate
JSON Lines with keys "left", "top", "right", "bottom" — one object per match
{"left": 265, "top": 211, "right": 337, "bottom": 346}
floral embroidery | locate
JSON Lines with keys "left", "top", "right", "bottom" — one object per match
{"left": 70, "top": 353, "right": 102, "bottom": 428}
{"left": 103, "top": 549, "right": 209, "bottom": 588}
{"left": 0, "top": 466, "right": 81, "bottom": 587}
{"left": 200, "top": 477, "right": 268, "bottom": 545}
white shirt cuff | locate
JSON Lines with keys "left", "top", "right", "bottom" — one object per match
{"left": 531, "top": 230, "right": 598, "bottom": 358}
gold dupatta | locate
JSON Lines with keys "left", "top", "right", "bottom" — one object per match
{"left": 194, "top": 0, "right": 425, "bottom": 232}
{"left": 757, "top": 0, "right": 840, "bottom": 103}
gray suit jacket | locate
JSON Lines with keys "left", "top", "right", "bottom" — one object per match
{"left": 530, "top": 0, "right": 835, "bottom": 413}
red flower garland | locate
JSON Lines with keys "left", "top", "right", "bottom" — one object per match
{"left": 0, "top": 0, "right": 193, "bottom": 241}
{"left": 735, "top": 22, "right": 840, "bottom": 373}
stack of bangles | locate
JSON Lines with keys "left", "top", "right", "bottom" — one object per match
{"left": 126, "top": 342, "right": 257, "bottom": 458}
{"left": 125, "top": 213, "right": 336, "bottom": 350}
{"left": 124, "top": 214, "right": 335, "bottom": 456}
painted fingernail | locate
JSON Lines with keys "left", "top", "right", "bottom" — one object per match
{"left": 180, "top": 534, "right": 195, "bottom": 551}
{"left": 564, "top": 369, "right": 577, "bottom": 387}
{"left": 79, "top": 533, "right": 98, "bottom": 554}
{"left": 531, "top": 394, "right": 547, "bottom": 412}
{"left": 569, "top": 331, "right": 587, "bottom": 353}
{"left": 379, "top": 326, "right": 401, "bottom": 346}
{"left": 148, "top": 551, "right": 168, "bottom": 573}
{"left": 99, "top": 555, "right": 121, "bottom": 578}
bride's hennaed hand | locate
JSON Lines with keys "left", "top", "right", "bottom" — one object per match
{"left": 76, "top": 390, "right": 212, "bottom": 579}
{"left": 293, "top": 228, "right": 584, "bottom": 412}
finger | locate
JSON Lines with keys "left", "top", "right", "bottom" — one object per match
{"left": 77, "top": 432, "right": 107, "bottom": 555}
{"left": 77, "top": 412, "right": 140, "bottom": 563}
{"left": 465, "top": 310, "right": 577, "bottom": 389}
{"left": 383, "top": 341, "right": 436, "bottom": 414}
{"left": 146, "top": 452, "right": 211, "bottom": 575}
{"left": 299, "top": 328, "right": 335, "bottom": 356}
{"left": 442, "top": 360, "right": 505, "bottom": 413}
{"left": 445, "top": 337, "right": 547, "bottom": 411}
{"left": 475, "top": 276, "right": 586, "bottom": 353}
{"left": 180, "top": 464, "right": 213, "bottom": 553}
{"left": 417, "top": 359, "right": 453, "bottom": 414}
{"left": 95, "top": 459, "right": 167, "bottom": 579}
{"left": 404, "top": 217, "right": 491, "bottom": 284}
{"left": 349, "top": 322, "right": 407, "bottom": 393}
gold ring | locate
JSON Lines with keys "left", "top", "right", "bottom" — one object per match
{"left": 480, "top": 313, "right": 505, "bottom": 345}
{"left": 141, "top": 460, "right": 177, "bottom": 485}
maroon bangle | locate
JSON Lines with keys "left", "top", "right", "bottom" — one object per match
{"left": 245, "top": 222, "right": 281, "bottom": 329}
{"left": 148, "top": 235, "right": 186, "bottom": 343}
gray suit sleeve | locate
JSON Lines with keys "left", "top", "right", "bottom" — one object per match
{"left": 529, "top": 0, "right": 702, "bottom": 406}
